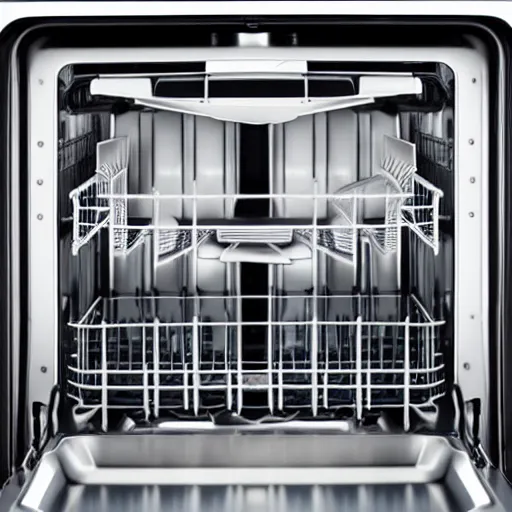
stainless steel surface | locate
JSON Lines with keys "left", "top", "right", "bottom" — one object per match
{"left": 12, "top": 433, "right": 503, "bottom": 512}
{"left": 39, "top": 483, "right": 467, "bottom": 512}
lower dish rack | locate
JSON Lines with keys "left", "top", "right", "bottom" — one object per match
{"left": 67, "top": 293, "right": 446, "bottom": 430}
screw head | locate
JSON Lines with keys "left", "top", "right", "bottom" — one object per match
{"left": 469, "top": 212, "right": 475, "bottom": 218}
{"left": 470, "top": 177, "right": 476, "bottom": 184}
{"left": 463, "top": 363, "right": 471, "bottom": 370}
{"left": 37, "top": 213, "right": 43, "bottom": 220}
{"left": 470, "top": 314, "right": 475, "bottom": 319}
{"left": 37, "top": 141, "right": 44, "bottom": 148}
{"left": 36, "top": 179, "right": 43, "bottom": 186}
{"left": 38, "top": 79, "right": 44, "bottom": 85}
{"left": 40, "top": 366, "right": 47, "bottom": 373}
{"left": 469, "top": 139, "right": 475, "bottom": 145}
{"left": 472, "top": 78, "right": 477, "bottom": 83}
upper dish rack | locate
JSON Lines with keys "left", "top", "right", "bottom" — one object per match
{"left": 70, "top": 136, "right": 443, "bottom": 263}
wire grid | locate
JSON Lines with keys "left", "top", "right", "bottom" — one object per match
{"left": 401, "top": 175, "right": 442, "bottom": 254}
{"left": 328, "top": 194, "right": 357, "bottom": 255}
{"left": 367, "top": 194, "right": 403, "bottom": 255}
{"left": 328, "top": 175, "right": 406, "bottom": 256}
{"left": 413, "top": 130, "right": 453, "bottom": 220}
{"left": 69, "top": 163, "right": 132, "bottom": 256}
{"left": 59, "top": 131, "right": 100, "bottom": 219}
{"left": 296, "top": 227, "right": 354, "bottom": 260}
{"left": 69, "top": 175, "right": 110, "bottom": 255}
{"left": 70, "top": 166, "right": 149, "bottom": 256}
{"left": 71, "top": 167, "right": 213, "bottom": 260}
{"left": 67, "top": 294, "right": 445, "bottom": 430}
{"left": 158, "top": 229, "right": 214, "bottom": 263}
{"left": 99, "top": 163, "right": 130, "bottom": 252}
{"left": 70, "top": 167, "right": 443, "bottom": 261}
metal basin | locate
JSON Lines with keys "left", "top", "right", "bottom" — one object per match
{"left": 11, "top": 432, "right": 502, "bottom": 512}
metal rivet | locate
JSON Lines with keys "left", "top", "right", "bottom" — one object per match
{"left": 36, "top": 179, "right": 43, "bottom": 186}
{"left": 472, "top": 78, "right": 477, "bottom": 83}
{"left": 470, "top": 177, "right": 476, "bottom": 184}
{"left": 463, "top": 363, "right": 471, "bottom": 370}
{"left": 37, "top": 141, "right": 44, "bottom": 148}
{"left": 37, "top": 213, "right": 43, "bottom": 220}
{"left": 469, "top": 212, "right": 475, "bottom": 218}
{"left": 469, "top": 139, "right": 475, "bottom": 145}
{"left": 40, "top": 366, "right": 47, "bottom": 373}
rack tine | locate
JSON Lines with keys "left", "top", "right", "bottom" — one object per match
{"left": 192, "top": 315, "right": 200, "bottom": 415}
{"left": 153, "top": 318, "right": 160, "bottom": 418}
{"left": 142, "top": 326, "right": 149, "bottom": 421}
{"left": 323, "top": 321, "right": 329, "bottom": 410}
{"left": 404, "top": 316, "right": 411, "bottom": 431}
{"left": 278, "top": 316, "right": 284, "bottom": 411}
{"left": 355, "top": 316, "right": 363, "bottom": 422}
{"left": 367, "top": 324, "right": 371, "bottom": 411}
{"left": 226, "top": 319, "right": 232, "bottom": 411}
{"left": 268, "top": 263, "right": 274, "bottom": 414}
{"left": 311, "top": 180, "right": 319, "bottom": 415}
{"left": 101, "top": 321, "right": 108, "bottom": 431}
{"left": 182, "top": 311, "right": 189, "bottom": 411}
{"left": 236, "top": 263, "right": 243, "bottom": 414}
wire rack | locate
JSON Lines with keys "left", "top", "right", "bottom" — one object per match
{"left": 59, "top": 131, "right": 100, "bottom": 220}
{"left": 67, "top": 293, "right": 445, "bottom": 430}
{"left": 68, "top": 163, "right": 129, "bottom": 255}
{"left": 69, "top": 134, "right": 444, "bottom": 261}
{"left": 413, "top": 130, "right": 453, "bottom": 221}
{"left": 58, "top": 112, "right": 111, "bottom": 219}
{"left": 70, "top": 174, "right": 443, "bottom": 263}
{"left": 66, "top": 135, "right": 446, "bottom": 430}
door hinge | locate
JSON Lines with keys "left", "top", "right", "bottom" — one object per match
{"left": 453, "top": 384, "right": 486, "bottom": 468}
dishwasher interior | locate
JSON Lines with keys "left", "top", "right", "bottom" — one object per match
{"left": 13, "top": 38, "right": 504, "bottom": 512}
{"left": 58, "top": 59, "right": 454, "bottom": 432}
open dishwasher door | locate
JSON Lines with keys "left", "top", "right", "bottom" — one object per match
{"left": 6, "top": 430, "right": 503, "bottom": 512}
{"left": 2, "top": 7, "right": 512, "bottom": 512}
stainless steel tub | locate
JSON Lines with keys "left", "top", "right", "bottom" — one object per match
{"left": 11, "top": 433, "right": 503, "bottom": 512}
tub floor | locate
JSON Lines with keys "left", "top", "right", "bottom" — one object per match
{"left": 54, "top": 483, "right": 463, "bottom": 512}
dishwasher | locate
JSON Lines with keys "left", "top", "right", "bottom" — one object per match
{"left": 1, "top": 10, "right": 512, "bottom": 512}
